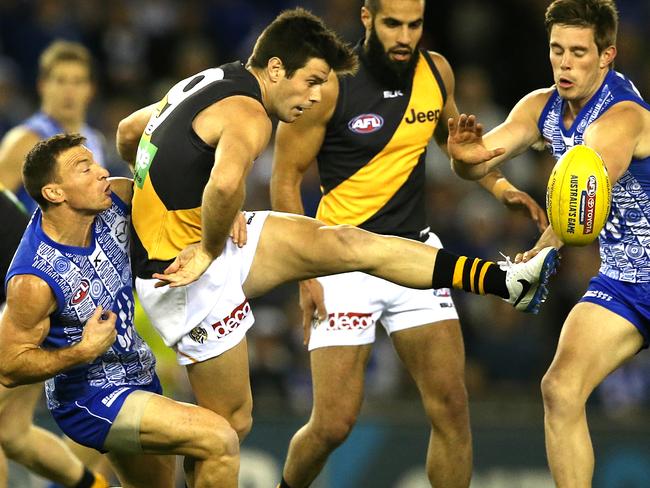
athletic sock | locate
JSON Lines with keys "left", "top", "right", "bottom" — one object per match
{"left": 432, "top": 248, "right": 508, "bottom": 298}
{"left": 74, "top": 468, "right": 95, "bottom": 488}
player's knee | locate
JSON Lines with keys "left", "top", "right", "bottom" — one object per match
{"left": 312, "top": 414, "right": 357, "bottom": 448}
{"left": 229, "top": 408, "right": 253, "bottom": 441}
{"left": 424, "top": 382, "right": 469, "bottom": 428}
{"left": 196, "top": 414, "right": 240, "bottom": 460}
{"left": 209, "top": 423, "right": 240, "bottom": 459}
{"left": 323, "top": 225, "right": 368, "bottom": 266}
{"left": 541, "top": 370, "right": 583, "bottom": 415}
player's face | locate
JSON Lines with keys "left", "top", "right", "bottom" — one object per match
{"left": 54, "top": 145, "right": 111, "bottom": 213}
{"left": 39, "top": 61, "right": 94, "bottom": 124}
{"left": 364, "top": 0, "right": 424, "bottom": 65}
{"left": 549, "top": 24, "right": 614, "bottom": 106}
{"left": 275, "top": 58, "right": 330, "bottom": 123}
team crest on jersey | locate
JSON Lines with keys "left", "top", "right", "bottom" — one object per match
{"left": 348, "top": 113, "right": 383, "bottom": 134}
{"left": 71, "top": 279, "right": 90, "bottom": 305}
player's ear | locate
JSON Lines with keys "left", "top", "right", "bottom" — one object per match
{"left": 361, "top": 6, "right": 372, "bottom": 31}
{"left": 600, "top": 45, "right": 616, "bottom": 69}
{"left": 267, "top": 57, "right": 284, "bottom": 83}
{"left": 42, "top": 183, "right": 64, "bottom": 204}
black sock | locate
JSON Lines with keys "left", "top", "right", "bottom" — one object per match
{"left": 432, "top": 248, "right": 508, "bottom": 298}
{"left": 74, "top": 468, "right": 95, "bottom": 488}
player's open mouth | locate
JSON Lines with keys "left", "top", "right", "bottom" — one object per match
{"left": 391, "top": 51, "right": 411, "bottom": 61}
{"left": 558, "top": 77, "right": 574, "bottom": 88}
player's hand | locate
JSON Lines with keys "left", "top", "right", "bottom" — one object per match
{"left": 514, "top": 228, "right": 563, "bottom": 263}
{"left": 298, "top": 279, "right": 327, "bottom": 347}
{"left": 501, "top": 188, "right": 549, "bottom": 233}
{"left": 447, "top": 114, "right": 505, "bottom": 165}
{"left": 79, "top": 306, "right": 117, "bottom": 361}
{"left": 153, "top": 243, "right": 214, "bottom": 288}
{"left": 229, "top": 211, "right": 248, "bottom": 248}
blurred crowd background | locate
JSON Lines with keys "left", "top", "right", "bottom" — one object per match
{"left": 2, "top": 0, "right": 650, "bottom": 448}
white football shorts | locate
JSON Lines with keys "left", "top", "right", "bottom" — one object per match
{"left": 136, "top": 211, "right": 269, "bottom": 365}
{"left": 308, "top": 232, "right": 459, "bottom": 351}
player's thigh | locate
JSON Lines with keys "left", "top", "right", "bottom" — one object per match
{"left": 185, "top": 336, "right": 252, "bottom": 417}
{"left": 107, "top": 451, "right": 175, "bottom": 488}
{"left": 0, "top": 382, "right": 42, "bottom": 434}
{"left": 244, "top": 212, "right": 361, "bottom": 296}
{"left": 392, "top": 319, "right": 466, "bottom": 394}
{"left": 114, "top": 392, "right": 235, "bottom": 460}
{"left": 310, "top": 345, "right": 372, "bottom": 421}
{"left": 547, "top": 302, "right": 644, "bottom": 396}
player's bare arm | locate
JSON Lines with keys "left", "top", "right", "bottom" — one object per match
{"left": 0, "top": 127, "right": 41, "bottom": 192}
{"left": 199, "top": 96, "right": 271, "bottom": 257}
{"left": 116, "top": 103, "right": 156, "bottom": 169}
{"left": 431, "top": 51, "right": 457, "bottom": 155}
{"left": 271, "top": 70, "right": 339, "bottom": 214}
{"left": 449, "top": 88, "right": 552, "bottom": 180}
{"left": 108, "top": 176, "right": 134, "bottom": 205}
{"left": 153, "top": 96, "right": 271, "bottom": 287}
{"left": 433, "top": 53, "right": 547, "bottom": 230}
{"left": 0, "top": 275, "right": 117, "bottom": 387}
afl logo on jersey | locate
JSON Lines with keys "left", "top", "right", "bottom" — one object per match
{"left": 348, "top": 114, "right": 383, "bottom": 134}
{"left": 71, "top": 279, "right": 90, "bottom": 305}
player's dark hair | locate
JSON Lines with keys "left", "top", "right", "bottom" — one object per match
{"left": 364, "top": 0, "right": 426, "bottom": 15}
{"left": 248, "top": 7, "right": 357, "bottom": 77}
{"left": 23, "top": 133, "right": 86, "bottom": 210}
{"left": 545, "top": 0, "right": 618, "bottom": 53}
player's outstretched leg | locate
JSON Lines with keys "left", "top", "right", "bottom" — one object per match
{"left": 245, "top": 213, "right": 559, "bottom": 314}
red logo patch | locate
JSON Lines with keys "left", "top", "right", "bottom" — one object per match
{"left": 71, "top": 279, "right": 90, "bottom": 305}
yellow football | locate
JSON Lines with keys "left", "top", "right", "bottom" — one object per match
{"left": 546, "top": 145, "right": 612, "bottom": 246}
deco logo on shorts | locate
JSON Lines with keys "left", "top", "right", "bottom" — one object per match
{"left": 348, "top": 114, "right": 383, "bottom": 134}
{"left": 189, "top": 326, "right": 208, "bottom": 344}
{"left": 210, "top": 300, "right": 251, "bottom": 339}
{"left": 324, "top": 312, "right": 374, "bottom": 331}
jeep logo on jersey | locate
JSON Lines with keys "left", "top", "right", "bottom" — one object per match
{"left": 404, "top": 108, "right": 440, "bottom": 124}
{"left": 71, "top": 279, "right": 90, "bottom": 305}
{"left": 348, "top": 114, "right": 383, "bottom": 134}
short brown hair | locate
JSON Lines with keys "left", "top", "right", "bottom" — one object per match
{"left": 248, "top": 8, "right": 357, "bottom": 78}
{"left": 38, "top": 40, "right": 93, "bottom": 80}
{"left": 545, "top": 0, "right": 618, "bottom": 53}
{"left": 23, "top": 133, "right": 86, "bottom": 210}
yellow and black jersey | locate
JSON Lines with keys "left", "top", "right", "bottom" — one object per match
{"left": 131, "top": 61, "right": 263, "bottom": 278}
{"left": 316, "top": 47, "right": 446, "bottom": 240}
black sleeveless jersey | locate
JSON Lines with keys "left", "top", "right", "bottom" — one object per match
{"left": 131, "top": 62, "right": 263, "bottom": 278}
{"left": 315, "top": 48, "right": 446, "bottom": 240}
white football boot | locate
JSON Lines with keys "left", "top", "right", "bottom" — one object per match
{"left": 499, "top": 246, "right": 559, "bottom": 313}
